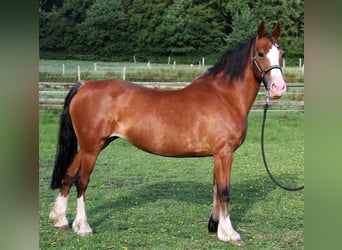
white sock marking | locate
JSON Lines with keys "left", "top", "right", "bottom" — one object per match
{"left": 72, "top": 195, "right": 93, "bottom": 235}
{"left": 217, "top": 214, "right": 241, "bottom": 243}
{"left": 49, "top": 193, "right": 69, "bottom": 228}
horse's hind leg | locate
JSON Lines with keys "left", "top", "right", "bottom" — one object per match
{"left": 49, "top": 153, "right": 82, "bottom": 230}
{"left": 72, "top": 150, "right": 99, "bottom": 236}
{"left": 49, "top": 193, "right": 69, "bottom": 230}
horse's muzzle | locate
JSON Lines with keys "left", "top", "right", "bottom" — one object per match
{"left": 268, "top": 78, "right": 286, "bottom": 99}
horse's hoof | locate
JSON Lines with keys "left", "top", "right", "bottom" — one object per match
{"left": 77, "top": 231, "right": 93, "bottom": 237}
{"left": 72, "top": 220, "right": 93, "bottom": 236}
{"left": 231, "top": 238, "right": 244, "bottom": 246}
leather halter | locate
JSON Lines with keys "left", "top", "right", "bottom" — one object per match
{"left": 252, "top": 41, "right": 283, "bottom": 90}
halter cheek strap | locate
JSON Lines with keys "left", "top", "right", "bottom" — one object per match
{"left": 252, "top": 56, "right": 283, "bottom": 88}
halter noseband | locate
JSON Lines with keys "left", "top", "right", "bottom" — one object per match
{"left": 252, "top": 56, "right": 282, "bottom": 80}
{"left": 252, "top": 41, "right": 283, "bottom": 90}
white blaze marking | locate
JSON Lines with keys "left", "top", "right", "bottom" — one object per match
{"left": 266, "top": 45, "right": 282, "bottom": 77}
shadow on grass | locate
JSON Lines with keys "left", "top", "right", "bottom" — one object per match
{"left": 88, "top": 173, "right": 277, "bottom": 231}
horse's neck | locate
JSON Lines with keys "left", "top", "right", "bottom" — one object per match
{"left": 199, "top": 68, "right": 260, "bottom": 116}
{"left": 233, "top": 68, "right": 261, "bottom": 115}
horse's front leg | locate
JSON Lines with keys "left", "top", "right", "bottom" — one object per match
{"left": 210, "top": 148, "right": 242, "bottom": 245}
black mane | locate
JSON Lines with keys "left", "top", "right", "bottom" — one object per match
{"left": 205, "top": 37, "right": 256, "bottom": 82}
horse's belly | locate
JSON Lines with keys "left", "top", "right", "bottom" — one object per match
{"left": 116, "top": 125, "right": 212, "bottom": 157}
{"left": 109, "top": 90, "right": 214, "bottom": 157}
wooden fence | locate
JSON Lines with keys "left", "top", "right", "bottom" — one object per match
{"left": 39, "top": 82, "right": 304, "bottom": 112}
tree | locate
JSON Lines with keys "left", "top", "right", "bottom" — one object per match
{"left": 39, "top": 0, "right": 93, "bottom": 58}
{"left": 39, "top": 0, "right": 64, "bottom": 12}
{"left": 184, "top": 3, "right": 226, "bottom": 59}
{"left": 224, "top": 8, "right": 257, "bottom": 50}
{"left": 125, "top": 0, "right": 171, "bottom": 59}
{"left": 154, "top": 0, "right": 193, "bottom": 55}
{"left": 79, "top": 0, "right": 130, "bottom": 60}
{"left": 39, "top": 0, "right": 304, "bottom": 64}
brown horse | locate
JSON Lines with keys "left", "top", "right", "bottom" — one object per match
{"left": 49, "top": 21, "right": 286, "bottom": 245}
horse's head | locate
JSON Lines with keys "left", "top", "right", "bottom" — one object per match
{"left": 253, "top": 21, "right": 286, "bottom": 99}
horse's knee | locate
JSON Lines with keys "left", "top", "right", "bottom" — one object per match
{"left": 74, "top": 173, "right": 92, "bottom": 197}
{"left": 61, "top": 169, "right": 78, "bottom": 187}
{"left": 58, "top": 173, "right": 76, "bottom": 196}
{"left": 76, "top": 180, "right": 89, "bottom": 193}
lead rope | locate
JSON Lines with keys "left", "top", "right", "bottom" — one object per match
{"left": 261, "top": 96, "right": 304, "bottom": 191}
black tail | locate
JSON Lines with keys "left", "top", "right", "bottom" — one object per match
{"left": 50, "top": 82, "right": 82, "bottom": 189}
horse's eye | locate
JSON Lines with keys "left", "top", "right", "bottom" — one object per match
{"left": 258, "top": 52, "right": 264, "bottom": 58}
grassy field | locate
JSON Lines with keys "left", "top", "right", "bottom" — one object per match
{"left": 39, "top": 110, "right": 304, "bottom": 249}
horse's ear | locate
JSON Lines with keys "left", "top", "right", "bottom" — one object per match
{"left": 257, "top": 21, "right": 266, "bottom": 38}
{"left": 272, "top": 23, "right": 281, "bottom": 41}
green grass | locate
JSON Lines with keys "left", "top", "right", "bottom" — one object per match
{"left": 39, "top": 110, "right": 303, "bottom": 249}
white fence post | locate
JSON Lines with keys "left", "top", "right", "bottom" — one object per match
{"left": 94, "top": 63, "right": 97, "bottom": 71}
{"left": 77, "top": 65, "right": 81, "bottom": 81}
{"left": 299, "top": 58, "right": 302, "bottom": 70}
{"left": 283, "top": 59, "right": 285, "bottom": 69}
{"left": 202, "top": 57, "right": 205, "bottom": 66}
{"left": 123, "top": 66, "right": 126, "bottom": 80}
{"left": 133, "top": 55, "right": 136, "bottom": 63}
{"left": 62, "top": 64, "right": 65, "bottom": 75}
{"left": 173, "top": 61, "right": 176, "bottom": 69}
{"left": 168, "top": 56, "right": 171, "bottom": 65}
